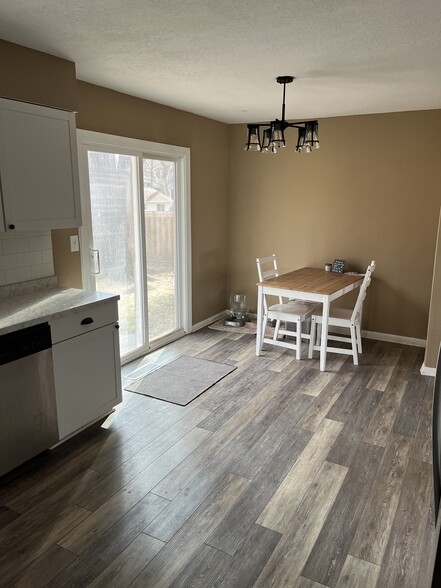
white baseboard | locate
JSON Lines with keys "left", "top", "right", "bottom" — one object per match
{"left": 420, "top": 362, "right": 436, "bottom": 377}
{"left": 192, "top": 310, "right": 227, "bottom": 332}
{"left": 361, "top": 330, "right": 426, "bottom": 348}
{"left": 193, "top": 312, "right": 427, "bottom": 351}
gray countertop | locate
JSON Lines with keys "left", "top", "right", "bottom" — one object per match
{"left": 0, "top": 286, "right": 120, "bottom": 336}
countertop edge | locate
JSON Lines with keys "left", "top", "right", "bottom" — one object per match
{"left": 0, "top": 289, "right": 120, "bottom": 337}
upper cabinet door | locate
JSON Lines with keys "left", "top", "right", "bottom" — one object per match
{"left": 0, "top": 98, "right": 82, "bottom": 232}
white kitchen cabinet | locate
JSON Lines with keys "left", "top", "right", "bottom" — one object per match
{"left": 51, "top": 301, "right": 122, "bottom": 440}
{"left": 0, "top": 98, "right": 81, "bottom": 232}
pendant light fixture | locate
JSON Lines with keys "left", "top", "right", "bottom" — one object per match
{"left": 244, "top": 76, "right": 320, "bottom": 154}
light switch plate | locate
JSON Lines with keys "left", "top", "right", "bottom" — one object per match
{"left": 70, "top": 235, "right": 79, "bottom": 252}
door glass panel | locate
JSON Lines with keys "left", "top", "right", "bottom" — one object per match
{"left": 143, "top": 158, "right": 177, "bottom": 341}
{"left": 87, "top": 151, "right": 144, "bottom": 356}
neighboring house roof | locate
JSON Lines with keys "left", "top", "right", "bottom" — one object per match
{"left": 144, "top": 187, "right": 172, "bottom": 204}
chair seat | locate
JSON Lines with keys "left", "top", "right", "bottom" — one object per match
{"left": 268, "top": 300, "right": 317, "bottom": 321}
{"left": 312, "top": 306, "right": 355, "bottom": 326}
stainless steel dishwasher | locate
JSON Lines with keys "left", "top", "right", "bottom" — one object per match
{"left": 0, "top": 322, "right": 58, "bottom": 477}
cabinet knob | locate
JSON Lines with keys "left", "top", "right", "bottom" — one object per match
{"left": 8, "top": 224, "right": 15, "bottom": 230}
{"left": 115, "top": 324, "right": 120, "bottom": 330}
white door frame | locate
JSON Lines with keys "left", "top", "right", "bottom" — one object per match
{"left": 77, "top": 130, "right": 192, "bottom": 360}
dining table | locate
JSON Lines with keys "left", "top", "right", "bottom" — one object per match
{"left": 256, "top": 267, "right": 364, "bottom": 371}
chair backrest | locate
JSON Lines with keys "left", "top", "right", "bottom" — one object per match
{"left": 351, "top": 260, "right": 376, "bottom": 323}
{"left": 256, "top": 255, "right": 283, "bottom": 310}
{"left": 256, "top": 254, "right": 279, "bottom": 282}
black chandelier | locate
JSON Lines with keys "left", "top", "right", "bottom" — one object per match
{"left": 244, "top": 76, "right": 319, "bottom": 154}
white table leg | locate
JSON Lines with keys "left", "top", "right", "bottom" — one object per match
{"left": 320, "top": 296, "right": 330, "bottom": 371}
{"left": 256, "top": 286, "right": 263, "bottom": 356}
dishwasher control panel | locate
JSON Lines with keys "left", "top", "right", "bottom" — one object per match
{"left": 0, "top": 322, "right": 51, "bottom": 365}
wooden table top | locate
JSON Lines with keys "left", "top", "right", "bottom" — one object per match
{"left": 257, "top": 267, "right": 364, "bottom": 295}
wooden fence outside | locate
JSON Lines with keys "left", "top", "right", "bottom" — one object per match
{"left": 144, "top": 211, "right": 174, "bottom": 263}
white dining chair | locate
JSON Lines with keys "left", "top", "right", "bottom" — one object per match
{"left": 256, "top": 255, "right": 317, "bottom": 359}
{"left": 256, "top": 255, "right": 284, "bottom": 302}
{"left": 308, "top": 260, "right": 376, "bottom": 365}
{"left": 256, "top": 254, "right": 293, "bottom": 337}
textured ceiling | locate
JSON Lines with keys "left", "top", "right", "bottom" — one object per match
{"left": 1, "top": 0, "right": 441, "bottom": 123}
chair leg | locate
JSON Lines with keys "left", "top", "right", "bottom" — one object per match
{"left": 350, "top": 324, "right": 359, "bottom": 365}
{"left": 308, "top": 317, "right": 316, "bottom": 359}
{"left": 356, "top": 324, "right": 362, "bottom": 353}
{"left": 273, "top": 319, "right": 281, "bottom": 340}
{"left": 296, "top": 319, "right": 302, "bottom": 360}
{"left": 317, "top": 323, "right": 321, "bottom": 346}
{"left": 302, "top": 317, "right": 311, "bottom": 342}
{"left": 260, "top": 314, "right": 268, "bottom": 351}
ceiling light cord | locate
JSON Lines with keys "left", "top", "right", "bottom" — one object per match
{"left": 281, "top": 79, "right": 287, "bottom": 123}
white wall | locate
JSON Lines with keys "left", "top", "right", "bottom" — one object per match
{"left": 0, "top": 230, "right": 54, "bottom": 285}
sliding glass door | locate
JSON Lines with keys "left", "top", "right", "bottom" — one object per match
{"left": 143, "top": 158, "right": 177, "bottom": 342}
{"left": 78, "top": 132, "right": 191, "bottom": 363}
{"left": 86, "top": 151, "right": 144, "bottom": 357}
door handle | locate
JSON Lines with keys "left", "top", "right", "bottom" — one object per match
{"left": 90, "top": 249, "right": 101, "bottom": 274}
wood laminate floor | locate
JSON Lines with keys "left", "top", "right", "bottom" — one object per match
{"left": 0, "top": 328, "right": 437, "bottom": 587}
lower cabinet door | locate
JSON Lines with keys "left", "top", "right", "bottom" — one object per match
{"left": 53, "top": 323, "right": 122, "bottom": 439}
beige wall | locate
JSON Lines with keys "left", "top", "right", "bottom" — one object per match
{"left": 227, "top": 111, "right": 441, "bottom": 339}
{"left": 0, "top": 40, "right": 77, "bottom": 111}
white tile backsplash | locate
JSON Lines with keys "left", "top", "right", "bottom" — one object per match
{"left": 0, "top": 230, "right": 54, "bottom": 286}
{"left": 5, "top": 266, "right": 32, "bottom": 283}
{"left": 41, "top": 249, "right": 53, "bottom": 264}
{"left": 2, "top": 237, "right": 30, "bottom": 254}
{"left": 29, "top": 235, "right": 52, "bottom": 250}
{"left": 17, "top": 250, "right": 42, "bottom": 267}
{"left": 0, "top": 254, "right": 18, "bottom": 270}
{"left": 31, "top": 262, "right": 54, "bottom": 279}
